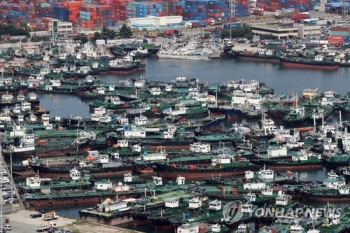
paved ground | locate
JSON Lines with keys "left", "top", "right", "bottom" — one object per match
{"left": 6, "top": 209, "right": 140, "bottom": 233}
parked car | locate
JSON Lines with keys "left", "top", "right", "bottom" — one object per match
{"left": 2, "top": 225, "right": 11, "bottom": 231}
{"left": 4, "top": 198, "right": 17, "bottom": 204}
{"left": 1, "top": 185, "right": 11, "bottom": 192}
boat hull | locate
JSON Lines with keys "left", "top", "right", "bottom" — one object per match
{"left": 157, "top": 54, "right": 209, "bottom": 60}
{"left": 302, "top": 194, "right": 350, "bottom": 202}
{"left": 31, "top": 165, "right": 133, "bottom": 178}
{"left": 235, "top": 53, "right": 280, "bottom": 63}
{"left": 280, "top": 58, "right": 339, "bottom": 70}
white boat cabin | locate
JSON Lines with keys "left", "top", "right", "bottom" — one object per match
{"left": 243, "top": 182, "right": 266, "bottom": 190}
{"left": 177, "top": 223, "right": 199, "bottom": 233}
{"left": 165, "top": 198, "right": 179, "bottom": 208}
{"left": 140, "top": 151, "right": 167, "bottom": 161}
{"left": 188, "top": 197, "right": 202, "bottom": 209}
{"left": 20, "top": 101, "right": 31, "bottom": 112}
{"left": 289, "top": 223, "right": 304, "bottom": 233}
{"left": 115, "top": 182, "right": 130, "bottom": 192}
{"left": 258, "top": 166, "right": 274, "bottom": 181}
{"left": 338, "top": 186, "right": 349, "bottom": 195}
{"left": 323, "top": 171, "right": 345, "bottom": 189}
{"left": 236, "top": 223, "right": 248, "bottom": 233}
{"left": 69, "top": 168, "right": 81, "bottom": 181}
{"left": 2, "top": 94, "right": 13, "bottom": 103}
{"left": 211, "top": 224, "right": 223, "bottom": 233}
{"left": 190, "top": 142, "right": 211, "bottom": 153}
{"left": 98, "top": 198, "right": 136, "bottom": 213}
{"left": 25, "top": 176, "right": 52, "bottom": 187}
{"left": 152, "top": 176, "right": 163, "bottom": 186}
{"left": 208, "top": 199, "right": 222, "bottom": 210}
{"left": 124, "top": 126, "right": 146, "bottom": 138}
{"left": 262, "top": 188, "right": 274, "bottom": 196}
{"left": 303, "top": 88, "right": 320, "bottom": 98}
{"left": 134, "top": 77, "right": 146, "bottom": 88}
{"left": 267, "top": 146, "right": 287, "bottom": 158}
{"left": 117, "top": 140, "right": 128, "bottom": 148}
{"left": 149, "top": 87, "right": 162, "bottom": 95}
{"left": 245, "top": 171, "right": 254, "bottom": 180}
{"left": 246, "top": 193, "right": 256, "bottom": 203}
{"left": 94, "top": 180, "right": 113, "bottom": 190}
{"left": 94, "top": 107, "right": 106, "bottom": 115}
{"left": 241, "top": 203, "right": 254, "bottom": 213}
{"left": 176, "top": 176, "right": 186, "bottom": 185}
{"left": 134, "top": 115, "right": 147, "bottom": 126}
{"left": 275, "top": 191, "right": 289, "bottom": 206}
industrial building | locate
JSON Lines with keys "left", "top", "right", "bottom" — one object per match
{"left": 126, "top": 16, "right": 183, "bottom": 29}
{"left": 251, "top": 23, "right": 298, "bottom": 39}
{"left": 296, "top": 24, "right": 323, "bottom": 39}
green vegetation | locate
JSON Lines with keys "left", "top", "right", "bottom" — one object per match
{"left": 73, "top": 33, "right": 89, "bottom": 44}
{"left": 31, "top": 35, "right": 51, "bottom": 42}
{"left": 119, "top": 23, "right": 133, "bottom": 38}
{"left": 220, "top": 25, "right": 253, "bottom": 40}
{"left": 0, "top": 24, "right": 29, "bottom": 37}
{"left": 203, "top": 33, "right": 211, "bottom": 39}
{"left": 92, "top": 26, "right": 117, "bottom": 41}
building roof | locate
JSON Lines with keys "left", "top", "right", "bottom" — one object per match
{"left": 132, "top": 23, "right": 155, "bottom": 27}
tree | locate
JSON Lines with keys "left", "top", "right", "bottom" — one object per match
{"left": 220, "top": 25, "right": 253, "bottom": 40}
{"left": 203, "top": 33, "right": 210, "bottom": 39}
{"left": 101, "top": 27, "right": 117, "bottom": 39}
{"left": 74, "top": 33, "right": 88, "bottom": 44}
{"left": 118, "top": 24, "right": 133, "bottom": 38}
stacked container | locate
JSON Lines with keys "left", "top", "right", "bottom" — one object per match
{"left": 62, "top": 1, "right": 85, "bottom": 24}
{"left": 182, "top": 0, "right": 229, "bottom": 21}
{"left": 256, "top": 0, "right": 314, "bottom": 12}
{"left": 0, "top": 4, "right": 35, "bottom": 23}
{"left": 328, "top": 26, "right": 350, "bottom": 44}
{"left": 34, "top": 2, "right": 54, "bottom": 19}
{"left": 207, "top": 0, "right": 230, "bottom": 20}
{"left": 126, "top": 2, "right": 166, "bottom": 18}
{"left": 53, "top": 6, "right": 68, "bottom": 21}
{"left": 234, "top": 0, "right": 250, "bottom": 18}
{"left": 113, "top": 0, "right": 134, "bottom": 20}
{"left": 167, "top": 0, "right": 185, "bottom": 15}
{"left": 79, "top": 4, "right": 118, "bottom": 29}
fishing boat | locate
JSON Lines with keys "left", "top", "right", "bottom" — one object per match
{"left": 17, "top": 167, "right": 92, "bottom": 193}
{"left": 155, "top": 151, "right": 260, "bottom": 179}
{"left": 2, "top": 128, "right": 103, "bottom": 158}
{"left": 279, "top": 55, "right": 338, "bottom": 70}
{"left": 282, "top": 102, "right": 310, "bottom": 126}
{"left": 31, "top": 151, "right": 134, "bottom": 178}
{"left": 250, "top": 149, "right": 323, "bottom": 170}
{"left": 233, "top": 49, "right": 282, "bottom": 63}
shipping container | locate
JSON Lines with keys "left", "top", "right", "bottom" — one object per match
{"left": 328, "top": 35, "right": 344, "bottom": 44}
{"left": 223, "top": 22, "right": 243, "bottom": 29}
{"left": 164, "top": 29, "right": 174, "bottom": 35}
{"left": 252, "top": 8, "right": 264, "bottom": 16}
{"left": 291, "top": 12, "right": 310, "bottom": 20}
{"left": 331, "top": 26, "right": 350, "bottom": 32}
{"left": 330, "top": 31, "right": 349, "bottom": 36}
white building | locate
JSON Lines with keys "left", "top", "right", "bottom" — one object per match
{"left": 48, "top": 20, "right": 73, "bottom": 35}
{"left": 126, "top": 16, "right": 183, "bottom": 28}
{"left": 297, "top": 24, "right": 322, "bottom": 39}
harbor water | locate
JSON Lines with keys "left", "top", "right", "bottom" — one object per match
{"left": 31, "top": 57, "right": 350, "bottom": 232}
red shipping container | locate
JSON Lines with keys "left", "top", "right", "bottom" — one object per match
{"left": 328, "top": 35, "right": 344, "bottom": 44}
{"left": 264, "top": 7, "right": 276, "bottom": 12}
{"left": 331, "top": 26, "right": 350, "bottom": 32}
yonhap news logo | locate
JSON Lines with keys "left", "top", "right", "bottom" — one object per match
{"left": 222, "top": 201, "right": 342, "bottom": 225}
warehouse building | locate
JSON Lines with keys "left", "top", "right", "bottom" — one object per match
{"left": 126, "top": 16, "right": 183, "bottom": 29}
